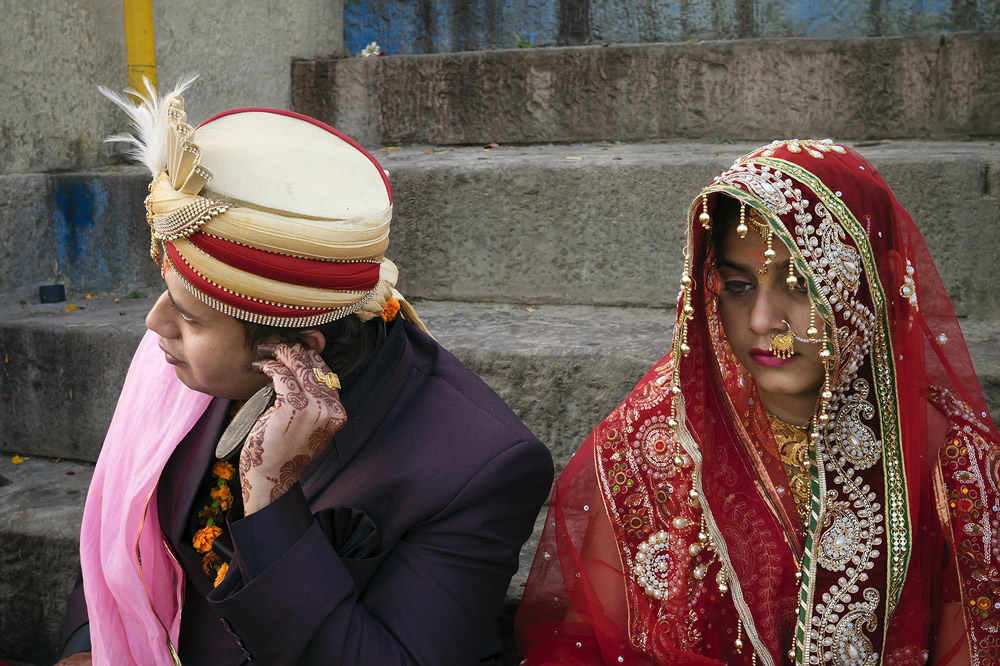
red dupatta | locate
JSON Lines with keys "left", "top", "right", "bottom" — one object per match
{"left": 516, "top": 140, "right": 1000, "bottom": 665}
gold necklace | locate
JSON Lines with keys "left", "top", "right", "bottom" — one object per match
{"left": 765, "top": 411, "right": 810, "bottom": 532}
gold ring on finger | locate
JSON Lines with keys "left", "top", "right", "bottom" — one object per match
{"left": 312, "top": 367, "right": 341, "bottom": 390}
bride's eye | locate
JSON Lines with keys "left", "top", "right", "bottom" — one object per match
{"left": 724, "top": 280, "right": 753, "bottom": 296}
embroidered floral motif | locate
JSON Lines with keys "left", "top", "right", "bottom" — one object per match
{"left": 633, "top": 531, "right": 674, "bottom": 599}
{"left": 817, "top": 500, "right": 864, "bottom": 572}
{"left": 637, "top": 418, "right": 679, "bottom": 472}
{"left": 630, "top": 376, "right": 672, "bottom": 410}
{"left": 624, "top": 498, "right": 653, "bottom": 540}
{"left": 607, "top": 462, "right": 635, "bottom": 495}
{"left": 832, "top": 379, "right": 882, "bottom": 470}
{"left": 900, "top": 259, "right": 918, "bottom": 311}
{"left": 938, "top": 424, "right": 1000, "bottom": 663}
{"left": 830, "top": 588, "right": 880, "bottom": 666}
{"left": 757, "top": 139, "right": 847, "bottom": 160}
{"left": 595, "top": 382, "right": 720, "bottom": 655}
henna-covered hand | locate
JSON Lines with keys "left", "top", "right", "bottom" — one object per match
{"left": 240, "top": 343, "right": 348, "bottom": 515}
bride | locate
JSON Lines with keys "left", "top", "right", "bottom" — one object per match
{"left": 516, "top": 139, "right": 988, "bottom": 665}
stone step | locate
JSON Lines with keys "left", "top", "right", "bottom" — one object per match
{"left": 0, "top": 297, "right": 668, "bottom": 465}
{"left": 4, "top": 298, "right": 1000, "bottom": 468}
{"left": 293, "top": 33, "right": 999, "bottom": 146}
{"left": 3, "top": 141, "right": 997, "bottom": 314}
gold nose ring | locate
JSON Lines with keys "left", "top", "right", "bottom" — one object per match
{"left": 769, "top": 320, "right": 796, "bottom": 359}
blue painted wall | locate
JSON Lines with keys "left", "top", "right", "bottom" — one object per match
{"left": 344, "top": 0, "right": 559, "bottom": 55}
{"left": 344, "top": 0, "right": 1000, "bottom": 54}
{"left": 52, "top": 178, "right": 112, "bottom": 291}
{"left": 47, "top": 172, "right": 156, "bottom": 293}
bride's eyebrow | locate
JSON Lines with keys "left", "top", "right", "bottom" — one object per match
{"left": 717, "top": 258, "right": 753, "bottom": 272}
{"left": 718, "top": 257, "right": 793, "bottom": 273}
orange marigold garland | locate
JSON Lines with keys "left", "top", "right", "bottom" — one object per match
{"left": 214, "top": 562, "right": 229, "bottom": 588}
{"left": 381, "top": 297, "right": 400, "bottom": 322}
{"left": 194, "top": 460, "right": 235, "bottom": 587}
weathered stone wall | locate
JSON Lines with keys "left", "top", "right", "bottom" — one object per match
{"left": 0, "top": 0, "right": 345, "bottom": 176}
{"left": 0, "top": 0, "right": 344, "bottom": 302}
{"left": 343, "top": 0, "right": 1000, "bottom": 55}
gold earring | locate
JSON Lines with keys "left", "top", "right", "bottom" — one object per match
{"left": 786, "top": 259, "right": 799, "bottom": 289}
{"left": 806, "top": 304, "right": 819, "bottom": 340}
{"left": 769, "top": 321, "right": 796, "bottom": 358}
{"left": 812, "top": 326, "right": 834, "bottom": 442}
{"left": 757, "top": 230, "right": 776, "bottom": 276}
{"left": 699, "top": 194, "right": 711, "bottom": 230}
{"left": 763, "top": 230, "right": 776, "bottom": 264}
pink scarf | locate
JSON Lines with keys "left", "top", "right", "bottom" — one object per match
{"left": 80, "top": 330, "right": 212, "bottom": 665}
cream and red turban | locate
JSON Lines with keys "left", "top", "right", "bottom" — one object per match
{"left": 102, "top": 78, "right": 425, "bottom": 331}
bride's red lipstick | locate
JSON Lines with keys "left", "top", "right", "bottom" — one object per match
{"left": 749, "top": 347, "right": 795, "bottom": 367}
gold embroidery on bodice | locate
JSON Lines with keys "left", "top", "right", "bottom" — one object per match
{"left": 766, "top": 411, "right": 810, "bottom": 532}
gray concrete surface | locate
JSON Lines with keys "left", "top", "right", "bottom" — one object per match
{"left": 0, "top": 455, "right": 93, "bottom": 666}
{"left": 1, "top": 0, "right": 344, "bottom": 176}
{"left": 293, "top": 32, "right": 1000, "bottom": 147}
{"left": 4, "top": 141, "right": 997, "bottom": 314}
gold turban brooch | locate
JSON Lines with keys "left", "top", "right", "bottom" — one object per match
{"left": 100, "top": 77, "right": 426, "bottom": 331}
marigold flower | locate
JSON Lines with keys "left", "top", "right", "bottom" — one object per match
{"left": 214, "top": 562, "right": 229, "bottom": 588}
{"left": 201, "top": 550, "right": 222, "bottom": 576}
{"left": 210, "top": 484, "right": 234, "bottom": 511}
{"left": 381, "top": 297, "right": 400, "bottom": 322}
{"left": 193, "top": 525, "right": 222, "bottom": 554}
{"left": 212, "top": 461, "right": 235, "bottom": 480}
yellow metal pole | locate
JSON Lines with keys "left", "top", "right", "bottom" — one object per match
{"left": 122, "top": 0, "right": 156, "bottom": 92}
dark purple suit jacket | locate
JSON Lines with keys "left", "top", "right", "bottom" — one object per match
{"left": 64, "top": 321, "right": 553, "bottom": 665}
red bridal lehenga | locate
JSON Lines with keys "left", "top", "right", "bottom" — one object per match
{"left": 516, "top": 140, "right": 1000, "bottom": 666}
